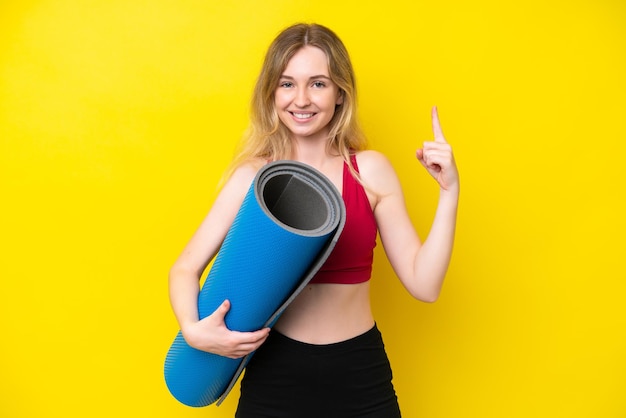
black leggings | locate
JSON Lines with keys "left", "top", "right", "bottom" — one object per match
{"left": 235, "top": 324, "right": 401, "bottom": 418}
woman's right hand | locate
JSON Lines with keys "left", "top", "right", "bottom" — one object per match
{"left": 181, "top": 300, "right": 270, "bottom": 359}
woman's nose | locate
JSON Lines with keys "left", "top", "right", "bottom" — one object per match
{"left": 294, "top": 87, "right": 311, "bottom": 107}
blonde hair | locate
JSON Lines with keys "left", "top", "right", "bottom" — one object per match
{"left": 226, "top": 23, "right": 366, "bottom": 179}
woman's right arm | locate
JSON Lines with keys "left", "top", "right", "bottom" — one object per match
{"left": 168, "top": 162, "right": 270, "bottom": 359}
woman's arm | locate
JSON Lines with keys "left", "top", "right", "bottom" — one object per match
{"left": 361, "top": 107, "right": 459, "bottom": 302}
{"left": 168, "top": 161, "right": 270, "bottom": 358}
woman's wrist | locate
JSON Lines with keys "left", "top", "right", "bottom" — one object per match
{"left": 439, "top": 183, "right": 460, "bottom": 202}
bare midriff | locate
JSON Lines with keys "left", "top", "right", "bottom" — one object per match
{"left": 273, "top": 281, "right": 375, "bottom": 344}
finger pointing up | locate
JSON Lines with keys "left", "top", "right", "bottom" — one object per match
{"left": 432, "top": 106, "right": 447, "bottom": 143}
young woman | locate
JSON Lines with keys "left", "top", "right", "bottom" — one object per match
{"left": 168, "top": 23, "right": 459, "bottom": 417}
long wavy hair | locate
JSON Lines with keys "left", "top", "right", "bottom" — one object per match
{"left": 227, "top": 23, "right": 366, "bottom": 178}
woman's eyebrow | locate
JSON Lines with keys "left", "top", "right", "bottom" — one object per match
{"left": 279, "top": 74, "right": 332, "bottom": 80}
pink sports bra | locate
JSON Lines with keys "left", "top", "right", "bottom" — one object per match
{"left": 310, "top": 154, "right": 377, "bottom": 284}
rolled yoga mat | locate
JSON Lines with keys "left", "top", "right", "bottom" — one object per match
{"left": 164, "top": 160, "right": 346, "bottom": 407}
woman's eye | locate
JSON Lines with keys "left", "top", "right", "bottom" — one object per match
{"left": 312, "top": 81, "right": 326, "bottom": 88}
{"left": 280, "top": 81, "right": 293, "bottom": 88}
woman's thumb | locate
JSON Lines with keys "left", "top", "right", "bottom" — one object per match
{"left": 215, "top": 299, "right": 231, "bottom": 317}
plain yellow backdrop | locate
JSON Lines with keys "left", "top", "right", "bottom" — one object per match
{"left": 1, "top": 0, "right": 624, "bottom": 417}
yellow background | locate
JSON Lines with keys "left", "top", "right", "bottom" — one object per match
{"left": 1, "top": 0, "right": 624, "bottom": 417}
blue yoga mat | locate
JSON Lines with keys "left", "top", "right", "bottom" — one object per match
{"left": 164, "top": 160, "right": 346, "bottom": 407}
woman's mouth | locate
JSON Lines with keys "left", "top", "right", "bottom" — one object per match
{"left": 290, "top": 112, "right": 315, "bottom": 120}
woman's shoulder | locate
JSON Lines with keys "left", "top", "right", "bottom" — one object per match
{"left": 353, "top": 150, "right": 396, "bottom": 179}
{"left": 353, "top": 149, "right": 389, "bottom": 164}
{"left": 219, "top": 157, "right": 267, "bottom": 200}
{"left": 352, "top": 150, "right": 401, "bottom": 200}
{"left": 229, "top": 157, "right": 267, "bottom": 183}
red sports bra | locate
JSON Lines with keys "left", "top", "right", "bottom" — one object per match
{"left": 310, "top": 154, "right": 377, "bottom": 284}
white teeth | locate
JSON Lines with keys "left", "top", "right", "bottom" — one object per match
{"left": 292, "top": 113, "right": 314, "bottom": 119}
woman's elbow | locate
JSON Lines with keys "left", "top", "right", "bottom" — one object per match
{"left": 406, "top": 283, "right": 442, "bottom": 303}
{"left": 414, "top": 291, "right": 440, "bottom": 304}
{"left": 168, "top": 262, "right": 200, "bottom": 285}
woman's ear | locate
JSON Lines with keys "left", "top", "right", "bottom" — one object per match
{"left": 336, "top": 90, "right": 344, "bottom": 106}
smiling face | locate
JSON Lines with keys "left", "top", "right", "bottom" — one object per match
{"left": 274, "top": 46, "right": 344, "bottom": 143}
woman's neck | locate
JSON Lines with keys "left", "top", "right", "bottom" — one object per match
{"left": 291, "top": 140, "right": 340, "bottom": 169}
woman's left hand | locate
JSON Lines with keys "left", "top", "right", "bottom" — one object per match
{"left": 416, "top": 107, "right": 459, "bottom": 192}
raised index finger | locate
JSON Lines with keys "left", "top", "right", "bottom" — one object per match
{"left": 432, "top": 106, "right": 447, "bottom": 143}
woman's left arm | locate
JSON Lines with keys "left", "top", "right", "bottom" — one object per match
{"left": 362, "top": 107, "right": 459, "bottom": 302}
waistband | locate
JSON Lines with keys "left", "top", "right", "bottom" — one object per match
{"left": 268, "top": 323, "right": 382, "bottom": 355}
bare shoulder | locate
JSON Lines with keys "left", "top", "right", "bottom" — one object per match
{"left": 354, "top": 150, "right": 401, "bottom": 197}
{"left": 229, "top": 158, "right": 266, "bottom": 184}
{"left": 223, "top": 158, "right": 266, "bottom": 194}
{"left": 355, "top": 149, "right": 393, "bottom": 170}
{"left": 209, "top": 158, "right": 267, "bottom": 214}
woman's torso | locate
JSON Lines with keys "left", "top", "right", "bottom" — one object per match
{"left": 273, "top": 151, "right": 378, "bottom": 344}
